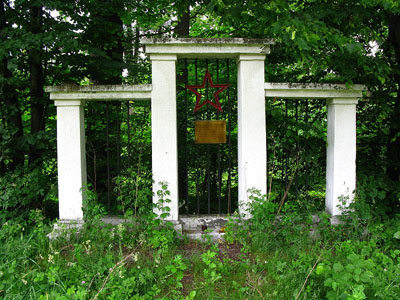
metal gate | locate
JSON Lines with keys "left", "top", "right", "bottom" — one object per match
{"left": 85, "top": 100, "right": 152, "bottom": 215}
{"left": 266, "top": 98, "right": 327, "bottom": 212}
{"left": 177, "top": 59, "right": 238, "bottom": 215}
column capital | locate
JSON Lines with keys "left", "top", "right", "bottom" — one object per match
{"left": 54, "top": 99, "right": 85, "bottom": 107}
{"left": 237, "top": 54, "right": 266, "bottom": 61}
{"left": 327, "top": 98, "right": 358, "bottom": 105}
{"left": 149, "top": 54, "right": 178, "bottom": 61}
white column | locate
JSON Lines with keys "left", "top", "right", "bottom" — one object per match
{"left": 150, "top": 54, "right": 179, "bottom": 221}
{"left": 237, "top": 54, "right": 267, "bottom": 217}
{"left": 55, "top": 100, "right": 86, "bottom": 221}
{"left": 326, "top": 98, "right": 358, "bottom": 216}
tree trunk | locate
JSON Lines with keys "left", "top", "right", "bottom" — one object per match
{"left": 386, "top": 13, "right": 400, "bottom": 182}
{"left": 175, "top": 2, "right": 190, "bottom": 37}
{"left": 28, "top": 4, "right": 45, "bottom": 165}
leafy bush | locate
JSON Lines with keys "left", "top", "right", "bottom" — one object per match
{"left": 0, "top": 165, "right": 57, "bottom": 222}
{"left": 114, "top": 167, "right": 153, "bottom": 217}
{"left": 315, "top": 240, "right": 400, "bottom": 299}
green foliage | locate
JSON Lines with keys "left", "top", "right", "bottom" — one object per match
{"left": 1, "top": 187, "right": 400, "bottom": 299}
{"left": 315, "top": 241, "right": 400, "bottom": 299}
{"left": 1, "top": 0, "right": 400, "bottom": 298}
{"left": 0, "top": 185, "right": 185, "bottom": 300}
{"left": 227, "top": 188, "right": 314, "bottom": 252}
{"left": 0, "top": 165, "right": 57, "bottom": 221}
{"left": 201, "top": 249, "right": 222, "bottom": 287}
{"left": 81, "top": 184, "right": 107, "bottom": 223}
{"left": 114, "top": 167, "right": 153, "bottom": 217}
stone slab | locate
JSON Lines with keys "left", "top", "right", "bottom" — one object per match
{"left": 46, "top": 84, "right": 152, "bottom": 100}
{"left": 142, "top": 38, "right": 274, "bottom": 58}
{"left": 265, "top": 82, "right": 364, "bottom": 99}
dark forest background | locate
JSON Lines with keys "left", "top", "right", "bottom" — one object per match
{"left": 1, "top": 0, "right": 400, "bottom": 220}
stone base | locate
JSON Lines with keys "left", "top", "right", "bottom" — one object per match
{"left": 48, "top": 213, "right": 345, "bottom": 241}
{"left": 48, "top": 219, "right": 84, "bottom": 239}
{"left": 179, "top": 215, "right": 236, "bottom": 242}
{"left": 180, "top": 214, "right": 233, "bottom": 232}
{"left": 48, "top": 217, "right": 183, "bottom": 239}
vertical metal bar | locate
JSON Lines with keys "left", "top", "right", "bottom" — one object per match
{"left": 106, "top": 101, "right": 111, "bottom": 215}
{"left": 285, "top": 100, "right": 288, "bottom": 187}
{"left": 184, "top": 58, "right": 189, "bottom": 213}
{"left": 295, "top": 99, "right": 299, "bottom": 199}
{"left": 305, "top": 99, "right": 309, "bottom": 197}
{"left": 127, "top": 101, "right": 131, "bottom": 164}
{"left": 280, "top": 100, "right": 284, "bottom": 197}
{"left": 226, "top": 59, "right": 232, "bottom": 214}
{"left": 116, "top": 102, "right": 120, "bottom": 176}
{"left": 195, "top": 59, "right": 198, "bottom": 85}
{"left": 216, "top": 58, "right": 222, "bottom": 214}
{"left": 205, "top": 59, "right": 211, "bottom": 214}
{"left": 195, "top": 59, "right": 200, "bottom": 215}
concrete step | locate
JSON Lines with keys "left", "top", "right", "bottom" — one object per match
{"left": 179, "top": 214, "right": 233, "bottom": 232}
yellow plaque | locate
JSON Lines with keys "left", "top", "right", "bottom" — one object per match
{"left": 195, "top": 120, "right": 226, "bottom": 144}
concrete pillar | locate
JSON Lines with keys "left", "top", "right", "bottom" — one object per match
{"left": 237, "top": 55, "right": 267, "bottom": 217}
{"left": 150, "top": 54, "right": 179, "bottom": 221}
{"left": 326, "top": 98, "right": 358, "bottom": 217}
{"left": 55, "top": 100, "right": 86, "bottom": 220}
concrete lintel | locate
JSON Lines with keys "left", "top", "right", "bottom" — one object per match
{"left": 149, "top": 54, "right": 178, "bottom": 61}
{"left": 46, "top": 84, "right": 152, "bottom": 101}
{"left": 327, "top": 98, "right": 359, "bottom": 105}
{"left": 265, "top": 82, "right": 365, "bottom": 99}
{"left": 238, "top": 54, "right": 266, "bottom": 61}
{"left": 54, "top": 100, "right": 85, "bottom": 107}
{"left": 142, "top": 37, "right": 274, "bottom": 58}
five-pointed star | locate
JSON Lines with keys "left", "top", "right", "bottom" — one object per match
{"left": 186, "top": 70, "right": 229, "bottom": 113}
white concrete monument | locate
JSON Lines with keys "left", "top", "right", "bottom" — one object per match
{"left": 47, "top": 38, "right": 364, "bottom": 228}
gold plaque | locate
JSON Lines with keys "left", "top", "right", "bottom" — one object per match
{"left": 195, "top": 120, "right": 226, "bottom": 144}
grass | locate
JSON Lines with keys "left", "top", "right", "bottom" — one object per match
{"left": 0, "top": 204, "right": 400, "bottom": 300}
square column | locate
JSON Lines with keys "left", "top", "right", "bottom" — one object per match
{"left": 237, "top": 55, "right": 267, "bottom": 217}
{"left": 150, "top": 54, "right": 179, "bottom": 221}
{"left": 326, "top": 98, "right": 358, "bottom": 216}
{"left": 55, "top": 100, "right": 86, "bottom": 221}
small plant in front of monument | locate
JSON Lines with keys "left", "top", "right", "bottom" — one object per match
{"left": 114, "top": 167, "right": 153, "bottom": 217}
{"left": 81, "top": 183, "right": 107, "bottom": 223}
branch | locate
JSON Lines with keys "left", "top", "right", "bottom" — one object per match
{"left": 275, "top": 151, "right": 301, "bottom": 218}
{"left": 294, "top": 252, "right": 322, "bottom": 300}
{"left": 92, "top": 249, "right": 138, "bottom": 300}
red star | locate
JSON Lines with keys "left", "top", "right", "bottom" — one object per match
{"left": 186, "top": 70, "right": 229, "bottom": 113}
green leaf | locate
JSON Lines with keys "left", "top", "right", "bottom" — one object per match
{"left": 377, "top": 75, "right": 386, "bottom": 85}
{"left": 345, "top": 264, "right": 355, "bottom": 272}
{"left": 333, "top": 262, "right": 344, "bottom": 273}
{"left": 26, "top": 135, "right": 36, "bottom": 145}
{"left": 316, "top": 263, "right": 325, "bottom": 275}
{"left": 189, "top": 290, "right": 197, "bottom": 299}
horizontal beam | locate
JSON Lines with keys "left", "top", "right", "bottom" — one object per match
{"left": 142, "top": 38, "right": 274, "bottom": 58}
{"left": 46, "top": 84, "right": 152, "bottom": 101}
{"left": 264, "top": 82, "right": 365, "bottom": 99}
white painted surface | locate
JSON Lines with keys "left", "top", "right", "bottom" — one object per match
{"left": 46, "top": 84, "right": 152, "bottom": 100}
{"left": 151, "top": 54, "right": 179, "bottom": 221}
{"left": 237, "top": 55, "right": 267, "bottom": 217}
{"left": 142, "top": 38, "right": 274, "bottom": 59}
{"left": 56, "top": 100, "right": 86, "bottom": 220}
{"left": 265, "top": 82, "right": 364, "bottom": 99}
{"left": 326, "top": 98, "right": 358, "bottom": 216}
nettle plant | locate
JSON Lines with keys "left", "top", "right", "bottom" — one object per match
{"left": 114, "top": 167, "right": 153, "bottom": 217}
{"left": 315, "top": 241, "right": 400, "bottom": 300}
